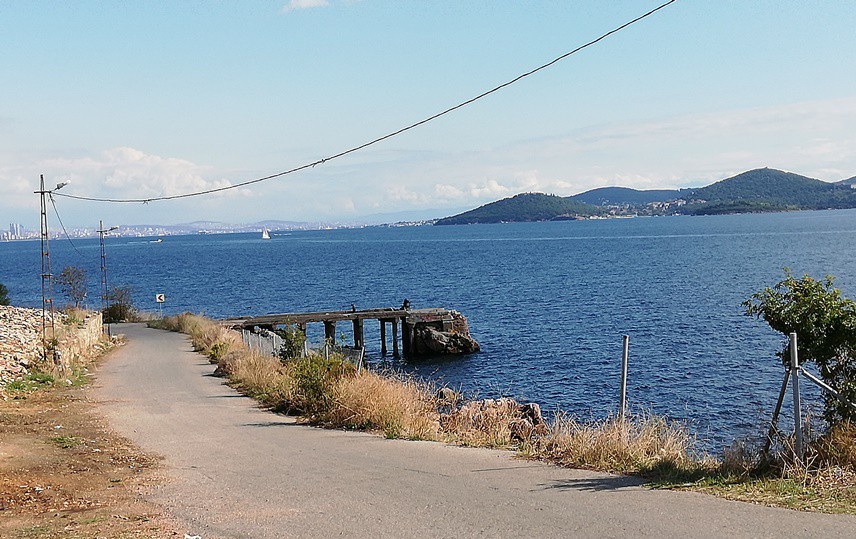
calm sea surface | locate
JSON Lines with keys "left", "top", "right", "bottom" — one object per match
{"left": 4, "top": 210, "right": 856, "bottom": 450}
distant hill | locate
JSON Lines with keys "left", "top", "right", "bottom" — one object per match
{"left": 434, "top": 193, "right": 600, "bottom": 225}
{"left": 571, "top": 186, "right": 683, "bottom": 205}
{"left": 686, "top": 168, "right": 856, "bottom": 214}
{"left": 434, "top": 168, "right": 856, "bottom": 225}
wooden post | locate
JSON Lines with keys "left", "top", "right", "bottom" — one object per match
{"left": 324, "top": 321, "right": 336, "bottom": 344}
{"left": 619, "top": 335, "right": 629, "bottom": 422}
{"left": 392, "top": 317, "right": 400, "bottom": 358}
{"left": 380, "top": 319, "right": 388, "bottom": 356}
{"left": 790, "top": 332, "right": 803, "bottom": 460}
{"left": 352, "top": 318, "right": 364, "bottom": 349}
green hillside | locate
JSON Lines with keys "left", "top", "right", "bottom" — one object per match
{"left": 434, "top": 168, "right": 856, "bottom": 225}
{"left": 571, "top": 186, "right": 683, "bottom": 205}
{"left": 434, "top": 193, "right": 600, "bottom": 225}
{"left": 686, "top": 168, "right": 856, "bottom": 213}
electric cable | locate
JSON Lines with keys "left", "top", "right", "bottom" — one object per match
{"left": 53, "top": 0, "right": 678, "bottom": 205}
{"left": 49, "top": 194, "right": 84, "bottom": 257}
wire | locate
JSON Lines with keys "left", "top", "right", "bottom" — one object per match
{"left": 49, "top": 193, "right": 84, "bottom": 257}
{"left": 54, "top": 0, "right": 678, "bottom": 205}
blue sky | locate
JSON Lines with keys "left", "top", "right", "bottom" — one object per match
{"left": 2, "top": 1, "right": 856, "bottom": 227}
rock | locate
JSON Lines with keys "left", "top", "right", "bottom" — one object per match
{"left": 437, "top": 387, "right": 460, "bottom": 403}
{"left": 413, "top": 326, "right": 480, "bottom": 356}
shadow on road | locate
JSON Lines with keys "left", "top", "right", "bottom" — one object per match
{"left": 541, "top": 475, "right": 644, "bottom": 492}
{"left": 242, "top": 421, "right": 300, "bottom": 428}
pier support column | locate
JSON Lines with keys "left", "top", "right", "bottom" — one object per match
{"left": 352, "top": 319, "right": 364, "bottom": 349}
{"left": 297, "top": 322, "right": 307, "bottom": 336}
{"left": 380, "top": 319, "right": 388, "bottom": 356}
{"left": 392, "top": 318, "right": 400, "bottom": 358}
{"left": 401, "top": 321, "right": 412, "bottom": 358}
{"left": 324, "top": 321, "right": 336, "bottom": 344}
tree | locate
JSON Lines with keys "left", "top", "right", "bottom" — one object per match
{"left": 0, "top": 283, "right": 9, "bottom": 306}
{"left": 744, "top": 270, "right": 856, "bottom": 425}
{"left": 103, "top": 285, "right": 136, "bottom": 323}
{"left": 57, "top": 266, "right": 87, "bottom": 308}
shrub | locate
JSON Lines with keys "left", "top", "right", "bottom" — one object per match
{"left": 0, "top": 283, "right": 9, "bottom": 305}
{"left": 103, "top": 285, "right": 137, "bottom": 323}
{"left": 745, "top": 270, "right": 856, "bottom": 424}
{"left": 275, "top": 324, "right": 306, "bottom": 360}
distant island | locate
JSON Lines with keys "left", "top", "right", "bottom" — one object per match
{"left": 435, "top": 168, "right": 856, "bottom": 225}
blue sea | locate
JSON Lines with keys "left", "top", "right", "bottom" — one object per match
{"left": 4, "top": 210, "right": 856, "bottom": 451}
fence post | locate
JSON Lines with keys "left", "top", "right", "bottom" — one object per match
{"left": 619, "top": 335, "right": 629, "bottom": 422}
{"left": 790, "top": 332, "right": 803, "bottom": 460}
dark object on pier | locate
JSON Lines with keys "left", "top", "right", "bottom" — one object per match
{"left": 223, "top": 305, "right": 479, "bottom": 359}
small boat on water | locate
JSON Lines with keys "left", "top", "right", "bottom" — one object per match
{"left": 261, "top": 228, "right": 271, "bottom": 240}
{"left": 150, "top": 238, "right": 163, "bottom": 244}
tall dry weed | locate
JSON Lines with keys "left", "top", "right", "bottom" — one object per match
{"left": 441, "top": 398, "right": 523, "bottom": 448}
{"left": 328, "top": 371, "right": 440, "bottom": 440}
{"left": 531, "top": 412, "right": 699, "bottom": 474}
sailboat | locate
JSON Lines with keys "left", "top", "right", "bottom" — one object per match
{"left": 261, "top": 227, "right": 271, "bottom": 240}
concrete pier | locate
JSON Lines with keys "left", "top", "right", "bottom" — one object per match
{"left": 223, "top": 306, "right": 475, "bottom": 359}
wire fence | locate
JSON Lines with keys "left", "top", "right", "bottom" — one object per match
{"left": 241, "top": 328, "right": 365, "bottom": 371}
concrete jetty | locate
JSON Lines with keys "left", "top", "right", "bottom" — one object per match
{"left": 223, "top": 305, "right": 478, "bottom": 358}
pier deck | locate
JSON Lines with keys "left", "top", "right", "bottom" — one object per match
{"left": 223, "top": 307, "right": 460, "bottom": 358}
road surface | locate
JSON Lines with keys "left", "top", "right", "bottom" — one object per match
{"left": 95, "top": 324, "right": 855, "bottom": 538}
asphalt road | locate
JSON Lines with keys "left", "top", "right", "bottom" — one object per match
{"left": 95, "top": 324, "right": 856, "bottom": 538}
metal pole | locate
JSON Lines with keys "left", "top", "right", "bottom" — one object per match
{"left": 98, "top": 221, "right": 110, "bottom": 336}
{"left": 619, "top": 335, "right": 629, "bottom": 422}
{"left": 799, "top": 367, "right": 856, "bottom": 413}
{"left": 763, "top": 368, "right": 791, "bottom": 454}
{"left": 790, "top": 332, "right": 803, "bottom": 460}
{"left": 36, "top": 175, "right": 56, "bottom": 363}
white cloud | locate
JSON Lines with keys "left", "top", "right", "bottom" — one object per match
{"left": 281, "top": 0, "right": 329, "bottom": 13}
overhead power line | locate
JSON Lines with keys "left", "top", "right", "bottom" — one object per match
{"left": 54, "top": 0, "right": 678, "bottom": 205}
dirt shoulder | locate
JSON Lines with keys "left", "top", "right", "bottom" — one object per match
{"left": 0, "top": 363, "right": 182, "bottom": 538}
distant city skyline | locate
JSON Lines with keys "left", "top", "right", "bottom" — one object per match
{"left": 3, "top": 1, "right": 856, "bottom": 228}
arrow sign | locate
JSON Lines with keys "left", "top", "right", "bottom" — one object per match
{"left": 155, "top": 293, "right": 165, "bottom": 303}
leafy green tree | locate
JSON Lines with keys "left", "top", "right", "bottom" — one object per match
{"left": 0, "top": 283, "right": 9, "bottom": 306}
{"left": 57, "top": 266, "right": 87, "bottom": 307}
{"left": 744, "top": 270, "right": 856, "bottom": 425}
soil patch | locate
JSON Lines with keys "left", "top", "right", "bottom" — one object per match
{"left": 0, "top": 371, "right": 183, "bottom": 538}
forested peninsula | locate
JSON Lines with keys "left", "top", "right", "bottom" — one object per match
{"left": 435, "top": 168, "right": 856, "bottom": 225}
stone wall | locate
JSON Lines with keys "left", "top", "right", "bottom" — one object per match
{"left": 0, "top": 306, "right": 104, "bottom": 386}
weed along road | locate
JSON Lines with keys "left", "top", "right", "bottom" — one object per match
{"left": 95, "top": 324, "right": 855, "bottom": 538}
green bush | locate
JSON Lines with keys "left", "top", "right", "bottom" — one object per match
{"left": 745, "top": 270, "right": 856, "bottom": 424}
{"left": 103, "top": 285, "right": 137, "bottom": 323}
{"left": 0, "top": 283, "right": 9, "bottom": 306}
{"left": 291, "top": 353, "right": 355, "bottom": 416}
{"left": 275, "top": 324, "right": 306, "bottom": 360}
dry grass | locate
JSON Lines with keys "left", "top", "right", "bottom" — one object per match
{"left": 146, "top": 313, "right": 855, "bottom": 513}
{"left": 442, "top": 398, "right": 524, "bottom": 448}
{"left": 328, "top": 370, "right": 440, "bottom": 440}
{"left": 527, "top": 412, "right": 707, "bottom": 475}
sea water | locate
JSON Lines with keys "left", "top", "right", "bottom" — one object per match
{"left": 4, "top": 209, "right": 856, "bottom": 450}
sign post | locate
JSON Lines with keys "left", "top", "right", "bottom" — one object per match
{"left": 155, "top": 293, "right": 165, "bottom": 319}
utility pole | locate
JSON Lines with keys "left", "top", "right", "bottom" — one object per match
{"left": 98, "top": 220, "right": 118, "bottom": 336}
{"left": 34, "top": 175, "right": 69, "bottom": 363}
